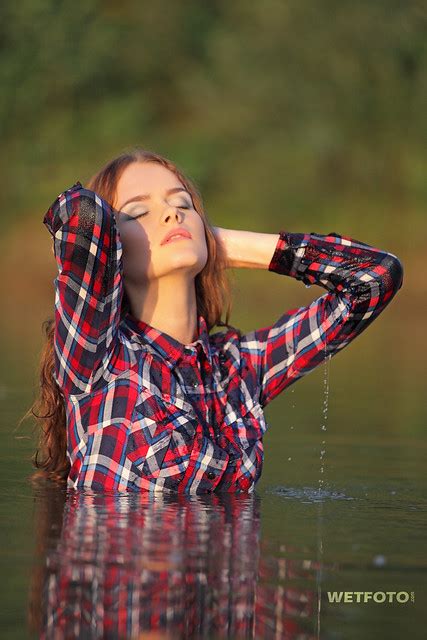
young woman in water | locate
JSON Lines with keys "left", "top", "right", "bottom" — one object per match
{"left": 27, "top": 146, "right": 403, "bottom": 493}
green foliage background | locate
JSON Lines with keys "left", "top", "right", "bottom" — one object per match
{"left": 2, "top": 1, "right": 426, "bottom": 234}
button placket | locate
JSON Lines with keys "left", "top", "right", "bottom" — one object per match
{"left": 218, "top": 352, "right": 229, "bottom": 380}
{"left": 186, "top": 367, "right": 200, "bottom": 389}
{"left": 181, "top": 347, "right": 199, "bottom": 389}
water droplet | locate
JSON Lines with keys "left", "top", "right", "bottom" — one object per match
{"left": 372, "top": 554, "right": 387, "bottom": 567}
{"left": 317, "top": 338, "right": 331, "bottom": 495}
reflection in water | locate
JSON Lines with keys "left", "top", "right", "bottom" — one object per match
{"left": 28, "top": 487, "right": 324, "bottom": 639}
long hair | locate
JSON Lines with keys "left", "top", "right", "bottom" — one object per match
{"left": 20, "top": 146, "right": 236, "bottom": 486}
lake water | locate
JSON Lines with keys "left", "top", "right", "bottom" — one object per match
{"left": 1, "top": 305, "right": 426, "bottom": 639}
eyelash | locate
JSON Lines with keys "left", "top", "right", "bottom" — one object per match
{"left": 128, "top": 204, "right": 191, "bottom": 220}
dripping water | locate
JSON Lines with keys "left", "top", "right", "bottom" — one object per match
{"left": 287, "top": 386, "right": 296, "bottom": 461}
{"left": 319, "top": 343, "right": 331, "bottom": 492}
{"left": 316, "top": 342, "right": 332, "bottom": 640}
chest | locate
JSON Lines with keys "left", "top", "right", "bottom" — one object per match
{"left": 71, "top": 346, "right": 267, "bottom": 462}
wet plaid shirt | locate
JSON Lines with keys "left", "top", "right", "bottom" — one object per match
{"left": 43, "top": 182, "right": 404, "bottom": 493}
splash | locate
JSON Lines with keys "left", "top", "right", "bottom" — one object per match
{"left": 267, "top": 486, "right": 355, "bottom": 503}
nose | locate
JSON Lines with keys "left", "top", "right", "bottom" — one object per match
{"left": 162, "top": 206, "right": 183, "bottom": 223}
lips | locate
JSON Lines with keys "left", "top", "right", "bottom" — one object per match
{"left": 161, "top": 228, "right": 192, "bottom": 245}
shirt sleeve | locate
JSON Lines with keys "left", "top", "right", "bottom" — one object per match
{"left": 43, "top": 181, "right": 123, "bottom": 396}
{"left": 240, "top": 230, "right": 404, "bottom": 408}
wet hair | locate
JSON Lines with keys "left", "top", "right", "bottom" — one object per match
{"left": 19, "top": 146, "right": 236, "bottom": 485}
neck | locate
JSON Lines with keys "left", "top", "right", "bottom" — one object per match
{"left": 125, "top": 274, "right": 199, "bottom": 346}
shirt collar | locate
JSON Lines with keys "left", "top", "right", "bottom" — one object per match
{"left": 122, "top": 312, "right": 212, "bottom": 369}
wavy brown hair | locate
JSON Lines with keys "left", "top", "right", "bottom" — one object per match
{"left": 19, "top": 146, "right": 236, "bottom": 486}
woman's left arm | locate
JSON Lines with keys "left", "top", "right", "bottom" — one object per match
{"left": 213, "top": 227, "right": 404, "bottom": 408}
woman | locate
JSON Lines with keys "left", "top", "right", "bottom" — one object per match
{"left": 28, "top": 146, "right": 404, "bottom": 493}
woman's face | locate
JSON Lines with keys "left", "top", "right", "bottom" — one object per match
{"left": 114, "top": 161, "right": 208, "bottom": 285}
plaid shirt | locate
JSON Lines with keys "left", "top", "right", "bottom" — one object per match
{"left": 43, "top": 182, "right": 403, "bottom": 494}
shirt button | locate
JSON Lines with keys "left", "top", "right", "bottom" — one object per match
{"left": 207, "top": 471, "right": 215, "bottom": 480}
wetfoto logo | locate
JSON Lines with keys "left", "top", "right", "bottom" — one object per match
{"left": 327, "top": 591, "right": 415, "bottom": 604}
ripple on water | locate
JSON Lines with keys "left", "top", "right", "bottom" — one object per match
{"left": 266, "top": 486, "right": 356, "bottom": 503}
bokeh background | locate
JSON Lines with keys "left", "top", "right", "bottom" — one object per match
{"left": 1, "top": 2, "right": 426, "bottom": 637}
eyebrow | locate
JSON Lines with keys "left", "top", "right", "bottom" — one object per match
{"left": 118, "top": 187, "right": 190, "bottom": 209}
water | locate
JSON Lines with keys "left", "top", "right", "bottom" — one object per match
{"left": 266, "top": 486, "right": 356, "bottom": 503}
{"left": 8, "top": 478, "right": 422, "bottom": 640}
{"left": 2, "top": 436, "right": 427, "bottom": 639}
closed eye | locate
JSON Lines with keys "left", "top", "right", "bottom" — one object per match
{"left": 124, "top": 212, "right": 148, "bottom": 220}
{"left": 126, "top": 204, "right": 191, "bottom": 220}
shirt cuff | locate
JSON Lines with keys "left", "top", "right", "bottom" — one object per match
{"left": 268, "top": 231, "right": 311, "bottom": 281}
{"left": 43, "top": 181, "right": 84, "bottom": 236}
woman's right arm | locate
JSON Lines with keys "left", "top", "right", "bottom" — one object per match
{"left": 43, "top": 182, "right": 123, "bottom": 396}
